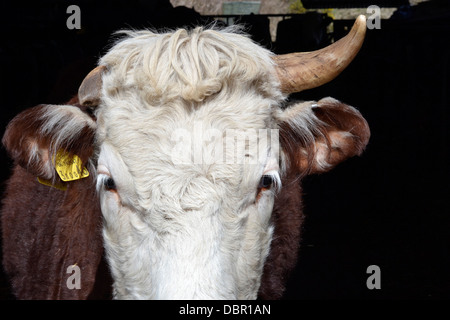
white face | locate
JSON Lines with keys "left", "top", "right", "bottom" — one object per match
{"left": 92, "top": 26, "right": 287, "bottom": 299}
{"left": 95, "top": 96, "right": 282, "bottom": 299}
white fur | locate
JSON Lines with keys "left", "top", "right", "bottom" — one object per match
{"left": 94, "top": 27, "right": 284, "bottom": 299}
{"left": 40, "top": 104, "right": 96, "bottom": 154}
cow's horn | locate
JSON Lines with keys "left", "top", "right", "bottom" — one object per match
{"left": 273, "top": 15, "right": 366, "bottom": 94}
{"left": 78, "top": 65, "right": 106, "bottom": 106}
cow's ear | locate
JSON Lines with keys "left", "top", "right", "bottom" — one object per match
{"left": 2, "top": 103, "right": 96, "bottom": 181}
{"left": 277, "top": 97, "right": 370, "bottom": 176}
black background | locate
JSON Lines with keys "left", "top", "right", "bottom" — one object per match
{"left": 0, "top": 0, "right": 449, "bottom": 300}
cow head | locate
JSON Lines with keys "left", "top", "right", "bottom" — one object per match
{"left": 3, "top": 16, "right": 369, "bottom": 299}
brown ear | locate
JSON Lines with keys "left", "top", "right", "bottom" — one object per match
{"left": 2, "top": 103, "right": 96, "bottom": 181}
{"left": 278, "top": 97, "right": 370, "bottom": 176}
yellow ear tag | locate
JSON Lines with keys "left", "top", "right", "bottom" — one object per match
{"left": 37, "top": 177, "right": 68, "bottom": 191}
{"left": 54, "top": 149, "right": 90, "bottom": 182}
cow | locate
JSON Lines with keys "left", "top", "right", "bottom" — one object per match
{"left": 1, "top": 16, "right": 370, "bottom": 299}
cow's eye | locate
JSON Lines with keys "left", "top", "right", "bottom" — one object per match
{"left": 258, "top": 175, "right": 274, "bottom": 189}
{"left": 103, "top": 177, "right": 117, "bottom": 191}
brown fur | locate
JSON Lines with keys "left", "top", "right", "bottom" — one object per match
{"left": 1, "top": 166, "right": 104, "bottom": 299}
{"left": 310, "top": 99, "right": 370, "bottom": 172}
{"left": 258, "top": 174, "right": 304, "bottom": 299}
{"left": 280, "top": 99, "right": 370, "bottom": 177}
